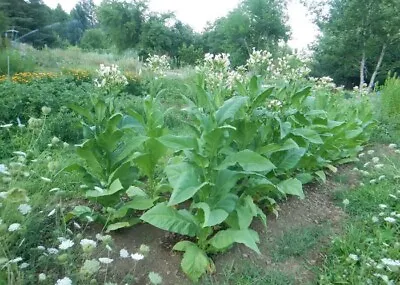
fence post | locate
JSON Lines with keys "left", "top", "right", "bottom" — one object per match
{"left": 7, "top": 55, "right": 10, "bottom": 79}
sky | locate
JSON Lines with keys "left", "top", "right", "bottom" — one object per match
{"left": 43, "top": 0, "right": 319, "bottom": 50}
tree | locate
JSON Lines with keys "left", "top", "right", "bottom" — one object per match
{"left": 310, "top": 0, "right": 400, "bottom": 88}
{"left": 68, "top": 0, "right": 97, "bottom": 45}
{"left": 80, "top": 28, "right": 108, "bottom": 51}
{"left": 98, "top": 0, "right": 147, "bottom": 51}
{"left": 203, "top": 0, "right": 290, "bottom": 66}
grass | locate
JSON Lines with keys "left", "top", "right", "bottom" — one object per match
{"left": 319, "top": 146, "right": 400, "bottom": 285}
{"left": 272, "top": 225, "right": 329, "bottom": 262}
{"left": 204, "top": 262, "right": 295, "bottom": 285}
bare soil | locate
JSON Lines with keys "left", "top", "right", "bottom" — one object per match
{"left": 87, "top": 168, "right": 354, "bottom": 285}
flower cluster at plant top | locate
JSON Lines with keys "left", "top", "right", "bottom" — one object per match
{"left": 144, "top": 54, "right": 171, "bottom": 77}
{"left": 353, "top": 83, "right": 370, "bottom": 96}
{"left": 93, "top": 64, "right": 128, "bottom": 90}
{"left": 309, "top": 76, "right": 344, "bottom": 92}
{"left": 195, "top": 49, "right": 313, "bottom": 92}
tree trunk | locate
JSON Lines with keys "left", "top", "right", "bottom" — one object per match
{"left": 368, "top": 44, "right": 386, "bottom": 91}
{"left": 359, "top": 49, "right": 366, "bottom": 91}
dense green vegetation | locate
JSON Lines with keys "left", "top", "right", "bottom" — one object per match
{"left": 1, "top": 0, "right": 400, "bottom": 284}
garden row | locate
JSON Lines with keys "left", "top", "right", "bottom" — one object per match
{"left": 63, "top": 59, "right": 373, "bottom": 281}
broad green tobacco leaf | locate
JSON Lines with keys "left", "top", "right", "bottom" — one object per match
{"left": 140, "top": 203, "right": 199, "bottom": 237}
{"left": 65, "top": 206, "right": 92, "bottom": 222}
{"left": 209, "top": 228, "right": 261, "bottom": 254}
{"left": 217, "top": 150, "right": 276, "bottom": 173}
{"left": 278, "top": 148, "right": 307, "bottom": 170}
{"left": 173, "top": 241, "right": 211, "bottom": 282}
{"left": 291, "top": 128, "right": 323, "bottom": 144}
{"left": 85, "top": 179, "right": 123, "bottom": 198}
{"left": 106, "top": 219, "right": 141, "bottom": 233}
{"left": 157, "top": 135, "right": 198, "bottom": 150}
{"left": 216, "top": 96, "right": 248, "bottom": 125}
{"left": 166, "top": 162, "right": 206, "bottom": 206}
{"left": 277, "top": 178, "right": 304, "bottom": 199}
{"left": 194, "top": 202, "right": 229, "bottom": 227}
{"left": 315, "top": 170, "right": 326, "bottom": 183}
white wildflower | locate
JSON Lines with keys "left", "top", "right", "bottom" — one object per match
{"left": 372, "top": 216, "right": 379, "bottom": 223}
{"left": 47, "top": 248, "right": 59, "bottom": 254}
{"left": 19, "top": 262, "right": 29, "bottom": 269}
{"left": 384, "top": 217, "right": 396, "bottom": 223}
{"left": 9, "top": 257, "right": 23, "bottom": 263}
{"left": 0, "top": 164, "right": 10, "bottom": 175}
{"left": 375, "top": 164, "right": 384, "bottom": 169}
{"left": 364, "top": 162, "right": 371, "bottom": 168}
{"left": 98, "top": 257, "right": 113, "bottom": 264}
{"left": 348, "top": 254, "right": 359, "bottom": 261}
{"left": 148, "top": 272, "right": 163, "bottom": 284}
{"left": 378, "top": 175, "right": 386, "bottom": 181}
{"left": 372, "top": 157, "right": 380, "bottom": 163}
{"left": 131, "top": 253, "right": 144, "bottom": 261}
{"left": 80, "top": 239, "right": 97, "bottom": 252}
{"left": 38, "top": 273, "right": 46, "bottom": 281}
{"left": 18, "top": 204, "right": 32, "bottom": 215}
{"left": 342, "top": 199, "right": 350, "bottom": 206}
{"left": 379, "top": 204, "right": 388, "bottom": 209}
{"left": 120, "top": 249, "right": 129, "bottom": 258}
{"left": 369, "top": 179, "right": 377, "bottom": 184}
{"left": 367, "top": 150, "right": 375, "bottom": 155}
{"left": 37, "top": 246, "right": 46, "bottom": 251}
{"left": 55, "top": 277, "right": 72, "bottom": 285}
{"left": 40, "top": 177, "right": 52, "bottom": 183}
{"left": 8, "top": 223, "right": 21, "bottom": 232}
{"left": 358, "top": 153, "right": 365, "bottom": 158}
{"left": 59, "top": 239, "right": 74, "bottom": 250}
{"left": 0, "top": 192, "right": 8, "bottom": 199}
{"left": 388, "top": 144, "right": 397, "bottom": 149}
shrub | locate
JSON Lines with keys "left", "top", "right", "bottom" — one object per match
{"left": 0, "top": 49, "right": 36, "bottom": 76}
{"left": 380, "top": 75, "right": 400, "bottom": 127}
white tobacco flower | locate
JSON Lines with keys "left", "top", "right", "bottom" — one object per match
{"left": 120, "top": 249, "right": 129, "bottom": 258}
{"left": 131, "top": 253, "right": 144, "bottom": 261}
{"left": 8, "top": 223, "right": 21, "bottom": 232}
{"left": 59, "top": 239, "right": 74, "bottom": 250}
{"left": 98, "top": 257, "right": 113, "bottom": 264}
{"left": 18, "top": 204, "right": 32, "bottom": 215}
{"left": 55, "top": 277, "right": 72, "bottom": 285}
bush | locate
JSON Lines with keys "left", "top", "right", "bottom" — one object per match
{"left": 380, "top": 75, "right": 400, "bottom": 127}
{"left": 0, "top": 49, "right": 36, "bottom": 75}
{"left": 79, "top": 29, "right": 109, "bottom": 51}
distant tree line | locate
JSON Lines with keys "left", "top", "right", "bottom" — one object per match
{"left": 0, "top": 0, "right": 290, "bottom": 66}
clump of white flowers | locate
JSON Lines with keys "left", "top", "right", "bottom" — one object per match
{"left": 144, "top": 54, "right": 171, "bottom": 77}
{"left": 94, "top": 64, "right": 128, "bottom": 91}
{"left": 247, "top": 48, "right": 310, "bottom": 82}
{"left": 309, "top": 76, "right": 338, "bottom": 91}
